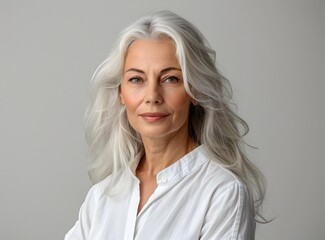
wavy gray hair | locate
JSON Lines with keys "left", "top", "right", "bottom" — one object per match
{"left": 85, "top": 10, "right": 266, "bottom": 220}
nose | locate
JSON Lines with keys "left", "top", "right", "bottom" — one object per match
{"left": 144, "top": 80, "right": 163, "bottom": 105}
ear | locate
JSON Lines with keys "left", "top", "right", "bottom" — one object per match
{"left": 119, "top": 86, "right": 125, "bottom": 104}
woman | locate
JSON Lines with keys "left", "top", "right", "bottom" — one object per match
{"left": 65, "top": 11, "right": 266, "bottom": 240}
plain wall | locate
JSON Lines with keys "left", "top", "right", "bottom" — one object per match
{"left": 1, "top": 0, "right": 324, "bottom": 239}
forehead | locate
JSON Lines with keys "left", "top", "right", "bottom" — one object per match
{"left": 124, "top": 39, "right": 180, "bottom": 69}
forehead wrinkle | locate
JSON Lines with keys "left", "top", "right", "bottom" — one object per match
{"left": 123, "top": 39, "right": 181, "bottom": 75}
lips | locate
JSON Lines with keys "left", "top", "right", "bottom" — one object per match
{"left": 139, "top": 112, "right": 169, "bottom": 122}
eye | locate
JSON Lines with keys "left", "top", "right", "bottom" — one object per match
{"left": 163, "top": 76, "right": 179, "bottom": 84}
{"left": 128, "top": 77, "right": 143, "bottom": 84}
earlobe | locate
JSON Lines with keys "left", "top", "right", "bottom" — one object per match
{"left": 191, "top": 99, "right": 198, "bottom": 106}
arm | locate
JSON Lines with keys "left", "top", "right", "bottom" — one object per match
{"left": 200, "top": 182, "right": 255, "bottom": 240}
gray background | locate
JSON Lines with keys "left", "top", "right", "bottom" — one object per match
{"left": 1, "top": 0, "right": 324, "bottom": 239}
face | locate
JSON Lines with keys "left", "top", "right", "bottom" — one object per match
{"left": 120, "top": 38, "right": 192, "bottom": 141}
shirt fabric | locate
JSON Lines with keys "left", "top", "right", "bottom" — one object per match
{"left": 65, "top": 145, "right": 255, "bottom": 240}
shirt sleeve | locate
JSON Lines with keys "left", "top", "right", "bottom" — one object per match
{"left": 64, "top": 184, "right": 100, "bottom": 240}
{"left": 200, "top": 182, "right": 255, "bottom": 240}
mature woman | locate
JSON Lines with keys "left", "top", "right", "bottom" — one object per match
{"left": 65, "top": 11, "right": 266, "bottom": 240}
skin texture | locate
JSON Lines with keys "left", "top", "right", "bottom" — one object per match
{"left": 120, "top": 39, "right": 197, "bottom": 213}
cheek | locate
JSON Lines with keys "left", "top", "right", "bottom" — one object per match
{"left": 121, "top": 95, "right": 138, "bottom": 127}
{"left": 122, "top": 98, "right": 137, "bottom": 114}
{"left": 169, "top": 95, "right": 192, "bottom": 119}
{"left": 170, "top": 91, "right": 191, "bottom": 109}
{"left": 120, "top": 87, "right": 142, "bottom": 108}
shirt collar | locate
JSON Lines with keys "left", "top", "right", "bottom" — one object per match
{"left": 156, "top": 145, "right": 208, "bottom": 185}
{"left": 128, "top": 145, "right": 209, "bottom": 186}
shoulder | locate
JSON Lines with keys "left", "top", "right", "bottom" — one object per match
{"left": 197, "top": 146, "right": 248, "bottom": 195}
{"left": 197, "top": 147, "right": 253, "bottom": 214}
{"left": 207, "top": 161, "right": 246, "bottom": 191}
{"left": 91, "top": 174, "right": 112, "bottom": 193}
{"left": 64, "top": 175, "right": 114, "bottom": 240}
{"left": 86, "top": 168, "right": 134, "bottom": 202}
{"left": 83, "top": 174, "right": 113, "bottom": 204}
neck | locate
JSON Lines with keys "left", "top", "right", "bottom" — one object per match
{"left": 137, "top": 132, "right": 197, "bottom": 176}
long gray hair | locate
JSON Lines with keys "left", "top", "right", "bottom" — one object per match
{"left": 85, "top": 11, "right": 266, "bottom": 220}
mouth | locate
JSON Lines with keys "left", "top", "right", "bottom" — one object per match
{"left": 139, "top": 112, "right": 169, "bottom": 122}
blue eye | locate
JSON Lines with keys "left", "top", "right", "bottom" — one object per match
{"left": 164, "top": 76, "right": 179, "bottom": 83}
{"left": 129, "top": 77, "right": 142, "bottom": 83}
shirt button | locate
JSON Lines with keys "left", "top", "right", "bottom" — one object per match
{"left": 161, "top": 177, "right": 168, "bottom": 183}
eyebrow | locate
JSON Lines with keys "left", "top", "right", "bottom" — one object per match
{"left": 124, "top": 67, "right": 182, "bottom": 74}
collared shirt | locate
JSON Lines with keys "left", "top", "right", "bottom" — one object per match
{"left": 65, "top": 145, "right": 255, "bottom": 240}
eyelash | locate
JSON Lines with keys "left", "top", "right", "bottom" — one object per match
{"left": 127, "top": 75, "right": 180, "bottom": 84}
{"left": 128, "top": 77, "right": 142, "bottom": 83}
{"left": 163, "top": 76, "right": 179, "bottom": 83}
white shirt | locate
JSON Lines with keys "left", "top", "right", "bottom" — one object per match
{"left": 65, "top": 145, "right": 255, "bottom": 240}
